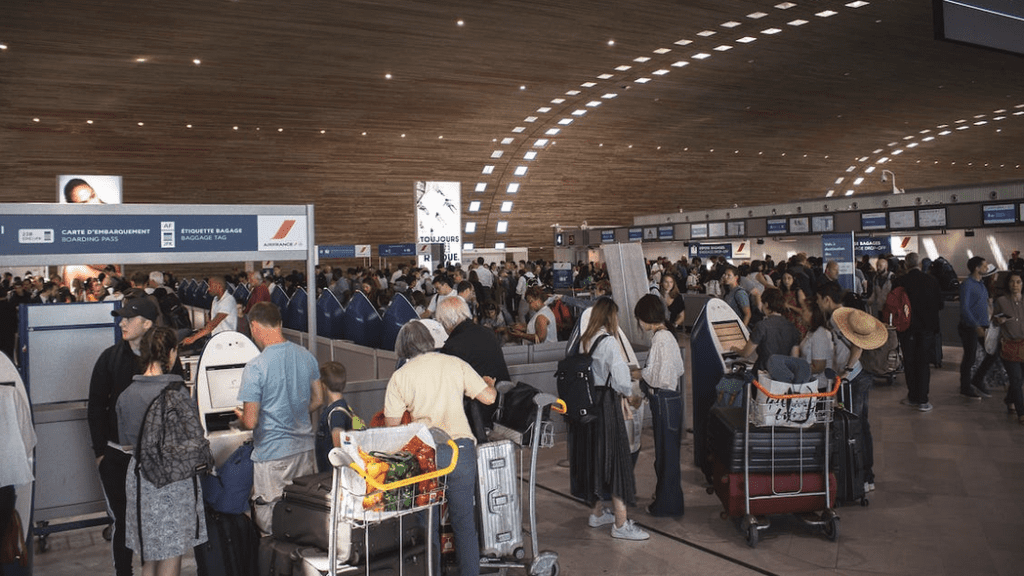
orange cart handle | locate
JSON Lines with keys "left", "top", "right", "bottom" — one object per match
{"left": 751, "top": 376, "right": 841, "bottom": 400}
{"left": 552, "top": 398, "right": 567, "bottom": 415}
{"left": 349, "top": 439, "right": 459, "bottom": 492}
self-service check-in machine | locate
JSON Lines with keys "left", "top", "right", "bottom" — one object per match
{"left": 195, "top": 331, "right": 260, "bottom": 465}
{"left": 689, "top": 298, "right": 750, "bottom": 475}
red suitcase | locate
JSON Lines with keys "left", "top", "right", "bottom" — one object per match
{"left": 711, "top": 457, "right": 836, "bottom": 518}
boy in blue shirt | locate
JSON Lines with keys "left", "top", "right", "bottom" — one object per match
{"left": 315, "top": 361, "right": 363, "bottom": 472}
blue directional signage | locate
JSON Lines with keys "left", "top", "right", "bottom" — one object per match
{"left": 822, "top": 233, "right": 856, "bottom": 292}
{"left": 688, "top": 242, "right": 733, "bottom": 258}
{"left": 379, "top": 243, "right": 416, "bottom": 257}
{"left": 318, "top": 244, "right": 357, "bottom": 259}
{"left": 601, "top": 230, "right": 615, "bottom": 243}
{"left": 983, "top": 203, "right": 1016, "bottom": 225}
{"left": 855, "top": 236, "right": 889, "bottom": 256}
{"left": 658, "top": 225, "right": 674, "bottom": 240}
{"left": 628, "top": 228, "right": 642, "bottom": 241}
{"left": 766, "top": 218, "right": 787, "bottom": 235}
{"left": 1, "top": 214, "right": 258, "bottom": 256}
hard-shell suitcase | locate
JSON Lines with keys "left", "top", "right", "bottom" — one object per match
{"left": 258, "top": 536, "right": 315, "bottom": 576}
{"left": 476, "top": 440, "right": 523, "bottom": 558}
{"left": 711, "top": 457, "right": 836, "bottom": 518}
{"left": 194, "top": 508, "right": 260, "bottom": 576}
{"left": 830, "top": 408, "right": 868, "bottom": 506}
{"left": 706, "top": 407, "right": 826, "bottom": 474}
{"left": 272, "top": 471, "right": 426, "bottom": 564}
{"left": 295, "top": 543, "right": 429, "bottom": 576}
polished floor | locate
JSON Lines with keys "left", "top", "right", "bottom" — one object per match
{"left": 30, "top": 344, "right": 1024, "bottom": 576}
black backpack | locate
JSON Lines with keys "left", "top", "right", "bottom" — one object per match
{"left": 134, "top": 382, "right": 214, "bottom": 560}
{"left": 555, "top": 334, "right": 611, "bottom": 424}
{"left": 155, "top": 288, "right": 192, "bottom": 330}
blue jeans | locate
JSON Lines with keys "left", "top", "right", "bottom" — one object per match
{"left": 647, "top": 388, "right": 684, "bottom": 517}
{"left": 1004, "top": 360, "right": 1024, "bottom": 417}
{"left": 436, "top": 438, "right": 479, "bottom": 576}
{"left": 849, "top": 370, "right": 875, "bottom": 484}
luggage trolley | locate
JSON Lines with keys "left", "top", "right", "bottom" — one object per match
{"left": 737, "top": 376, "right": 842, "bottom": 548}
{"left": 319, "top": 426, "right": 458, "bottom": 576}
{"left": 478, "top": 391, "right": 561, "bottom": 576}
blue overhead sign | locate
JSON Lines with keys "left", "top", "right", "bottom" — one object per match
{"left": 822, "top": 233, "right": 856, "bottom": 292}
{"left": 601, "top": 230, "right": 615, "bottom": 243}
{"left": 855, "top": 236, "right": 889, "bottom": 256}
{"left": 379, "top": 243, "right": 416, "bottom": 257}
{"left": 688, "top": 243, "right": 733, "bottom": 258}
{"left": 318, "top": 244, "right": 357, "bottom": 259}
{"left": 658, "top": 225, "right": 674, "bottom": 240}
{"left": 628, "top": 228, "right": 642, "bottom": 241}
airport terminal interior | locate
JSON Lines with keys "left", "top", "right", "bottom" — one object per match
{"left": 3, "top": 1, "right": 1024, "bottom": 576}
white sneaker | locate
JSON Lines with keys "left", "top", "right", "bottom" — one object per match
{"left": 588, "top": 508, "right": 615, "bottom": 528}
{"left": 864, "top": 482, "right": 876, "bottom": 492}
{"left": 611, "top": 520, "right": 650, "bottom": 541}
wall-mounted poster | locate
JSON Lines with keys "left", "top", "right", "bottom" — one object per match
{"left": 917, "top": 207, "right": 947, "bottom": 228}
{"left": 889, "top": 210, "right": 916, "bottom": 230}
{"left": 57, "top": 175, "right": 123, "bottom": 204}
{"left": 861, "top": 212, "right": 887, "bottom": 231}
{"left": 691, "top": 223, "right": 708, "bottom": 239}
{"left": 767, "top": 218, "right": 788, "bottom": 235}
{"left": 811, "top": 215, "right": 834, "bottom": 233}
{"left": 726, "top": 221, "right": 745, "bottom": 237}
{"left": 415, "top": 181, "right": 461, "bottom": 267}
{"left": 789, "top": 217, "right": 809, "bottom": 234}
{"left": 708, "top": 222, "right": 726, "bottom": 237}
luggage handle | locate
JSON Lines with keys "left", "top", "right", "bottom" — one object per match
{"left": 331, "top": 439, "right": 459, "bottom": 492}
{"left": 551, "top": 398, "right": 567, "bottom": 415}
{"left": 751, "top": 376, "right": 841, "bottom": 400}
{"left": 487, "top": 489, "right": 510, "bottom": 512}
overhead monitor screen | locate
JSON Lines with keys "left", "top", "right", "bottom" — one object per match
{"left": 767, "top": 218, "right": 788, "bottom": 235}
{"left": 691, "top": 223, "right": 708, "bottom": 239}
{"left": 889, "top": 210, "right": 916, "bottom": 230}
{"left": 983, "top": 203, "right": 1017, "bottom": 225}
{"left": 789, "top": 217, "right": 809, "bottom": 234}
{"left": 934, "top": 0, "right": 1024, "bottom": 56}
{"left": 812, "top": 215, "right": 834, "bottom": 233}
{"left": 918, "top": 207, "right": 948, "bottom": 228}
{"left": 861, "top": 212, "right": 887, "bottom": 231}
{"left": 726, "top": 221, "right": 745, "bottom": 237}
{"left": 708, "top": 222, "right": 726, "bottom": 238}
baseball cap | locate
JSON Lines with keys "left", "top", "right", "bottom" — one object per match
{"left": 111, "top": 298, "right": 158, "bottom": 321}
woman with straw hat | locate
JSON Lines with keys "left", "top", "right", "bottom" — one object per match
{"left": 817, "top": 282, "right": 888, "bottom": 493}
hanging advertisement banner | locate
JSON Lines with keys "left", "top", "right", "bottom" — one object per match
{"left": 822, "top": 232, "right": 856, "bottom": 292}
{"left": 415, "top": 181, "right": 461, "bottom": 266}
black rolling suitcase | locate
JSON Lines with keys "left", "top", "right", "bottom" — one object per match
{"left": 194, "top": 508, "right": 260, "bottom": 576}
{"left": 831, "top": 407, "right": 868, "bottom": 506}
{"left": 258, "top": 536, "right": 311, "bottom": 576}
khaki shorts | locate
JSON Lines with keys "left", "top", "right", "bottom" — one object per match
{"left": 252, "top": 450, "right": 315, "bottom": 535}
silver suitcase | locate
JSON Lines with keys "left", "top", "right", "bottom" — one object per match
{"left": 476, "top": 440, "right": 524, "bottom": 558}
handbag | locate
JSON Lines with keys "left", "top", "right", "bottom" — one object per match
{"left": 984, "top": 325, "right": 1001, "bottom": 355}
{"left": 749, "top": 376, "right": 818, "bottom": 428}
{"left": 1001, "top": 338, "right": 1024, "bottom": 363}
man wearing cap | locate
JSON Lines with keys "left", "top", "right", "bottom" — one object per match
{"left": 892, "top": 252, "right": 944, "bottom": 412}
{"left": 817, "top": 283, "right": 887, "bottom": 492}
{"left": 87, "top": 298, "right": 181, "bottom": 576}
{"left": 959, "top": 256, "right": 995, "bottom": 399}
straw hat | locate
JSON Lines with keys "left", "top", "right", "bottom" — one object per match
{"left": 832, "top": 307, "right": 888, "bottom": 351}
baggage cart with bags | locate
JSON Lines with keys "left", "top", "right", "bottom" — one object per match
{"left": 709, "top": 373, "right": 841, "bottom": 548}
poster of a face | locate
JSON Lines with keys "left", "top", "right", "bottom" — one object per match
{"left": 57, "top": 175, "right": 123, "bottom": 204}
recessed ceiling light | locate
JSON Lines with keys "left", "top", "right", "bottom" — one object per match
{"left": 846, "top": 166, "right": 856, "bottom": 172}
{"left": 233, "top": 126, "right": 239, "bottom": 130}
{"left": 496, "top": 221, "right": 508, "bottom": 233}
{"left": 608, "top": 40, "right": 615, "bottom": 46}
{"left": 835, "top": 177, "right": 845, "bottom": 184}
{"left": 491, "top": 151, "right": 503, "bottom": 158}
{"left": 922, "top": 136, "right": 935, "bottom": 142}
{"left": 138, "top": 122, "right": 144, "bottom": 126}
{"left": 697, "top": 30, "right": 716, "bottom": 37}
{"left": 748, "top": 12, "right": 769, "bottom": 19}
{"left": 815, "top": 10, "right": 838, "bottom": 17}
{"left": 674, "top": 39, "right": 693, "bottom": 46}
{"left": 482, "top": 165, "right": 495, "bottom": 174}
{"left": 537, "top": 107, "right": 551, "bottom": 113}
{"left": 854, "top": 177, "right": 864, "bottom": 185}
{"left": 653, "top": 48, "right": 671, "bottom": 54}
{"left": 788, "top": 19, "right": 808, "bottom": 26}
{"left": 737, "top": 36, "right": 757, "bottom": 43}
{"left": 601, "top": 93, "right": 617, "bottom": 99}
{"left": 193, "top": 59, "right": 201, "bottom": 65}
{"left": 864, "top": 166, "right": 875, "bottom": 173}
{"left": 551, "top": 98, "right": 565, "bottom": 104}
{"left": 186, "top": 124, "right": 192, "bottom": 128}
{"left": 565, "top": 90, "right": 581, "bottom": 95}
{"left": 635, "top": 77, "right": 651, "bottom": 83}
{"left": 615, "top": 65, "right": 632, "bottom": 71}
{"left": 572, "top": 109, "right": 587, "bottom": 116}
{"left": 457, "top": 19, "right": 464, "bottom": 25}
{"left": 463, "top": 243, "right": 474, "bottom": 251}
{"left": 826, "top": 190, "right": 835, "bottom": 197}
{"left": 534, "top": 139, "right": 548, "bottom": 147}
{"left": 876, "top": 157, "right": 889, "bottom": 164}
{"left": 692, "top": 53, "right": 711, "bottom": 60}
{"left": 514, "top": 166, "right": 528, "bottom": 176}
{"left": 506, "top": 183, "right": 519, "bottom": 193}
{"left": 136, "top": 57, "right": 146, "bottom": 62}
{"left": 362, "top": 131, "right": 367, "bottom": 136}
{"left": 846, "top": 1, "right": 869, "bottom": 8}
{"left": 32, "top": 117, "right": 39, "bottom": 122}
{"left": 775, "top": 2, "right": 797, "bottom": 9}
{"left": 722, "top": 21, "right": 741, "bottom": 28}
{"left": 580, "top": 82, "right": 596, "bottom": 88}
{"left": 762, "top": 28, "right": 782, "bottom": 34}
{"left": 907, "top": 142, "right": 918, "bottom": 148}
{"left": 597, "top": 74, "right": 613, "bottom": 80}
{"left": 322, "top": 130, "right": 327, "bottom": 134}
{"left": 633, "top": 56, "right": 650, "bottom": 63}
{"left": 545, "top": 128, "right": 560, "bottom": 136}
{"left": 512, "top": 127, "right": 525, "bottom": 133}
{"left": 500, "top": 201, "right": 513, "bottom": 212}
{"left": 465, "top": 222, "right": 477, "bottom": 233}
{"left": 714, "top": 45, "right": 732, "bottom": 51}
{"left": 0, "top": 44, "right": 7, "bottom": 50}
{"left": 587, "top": 100, "right": 603, "bottom": 106}
{"left": 524, "top": 151, "right": 537, "bottom": 160}
{"left": 501, "top": 137, "right": 514, "bottom": 144}
{"left": 494, "top": 242, "right": 506, "bottom": 250}
{"left": 86, "top": 120, "right": 93, "bottom": 124}
{"left": 524, "top": 116, "right": 537, "bottom": 123}
{"left": 475, "top": 183, "right": 486, "bottom": 192}
{"left": 385, "top": 73, "right": 392, "bottom": 79}
{"left": 558, "top": 118, "right": 573, "bottom": 125}
{"left": 653, "top": 69, "right": 669, "bottom": 75}
{"left": 279, "top": 128, "right": 285, "bottom": 132}
{"left": 845, "top": 190, "right": 855, "bottom": 196}
{"left": 671, "top": 60, "right": 689, "bottom": 67}
{"left": 520, "top": 85, "right": 526, "bottom": 90}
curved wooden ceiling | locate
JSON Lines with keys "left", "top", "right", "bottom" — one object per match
{"left": 1, "top": 0, "right": 1022, "bottom": 257}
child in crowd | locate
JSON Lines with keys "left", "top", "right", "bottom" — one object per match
{"left": 480, "top": 300, "right": 509, "bottom": 343}
{"left": 314, "top": 361, "right": 363, "bottom": 473}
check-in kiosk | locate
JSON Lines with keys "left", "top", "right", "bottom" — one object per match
{"left": 689, "top": 298, "right": 749, "bottom": 474}
{"left": 195, "top": 331, "right": 260, "bottom": 465}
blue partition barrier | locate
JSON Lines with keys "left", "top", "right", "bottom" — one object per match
{"left": 380, "top": 293, "right": 417, "bottom": 351}
{"left": 182, "top": 278, "right": 198, "bottom": 306}
{"left": 317, "top": 290, "right": 345, "bottom": 339}
{"left": 284, "top": 287, "right": 308, "bottom": 332}
{"left": 196, "top": 281, "right": 211, "bottom": 310}
{"left": 232, "top": 283, "right": 250, "bottom": 309}
{"left": 342, "top": 291, "right": 383, "bottom": 349}
{"left": 270, "top": 285, "right": 289, "bottom": 315}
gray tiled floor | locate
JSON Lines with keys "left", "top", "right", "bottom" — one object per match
{"left": 30, "top": 344, "right": 1024, "bottom": 576}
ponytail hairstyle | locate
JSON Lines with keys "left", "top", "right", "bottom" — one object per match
{"left": 139, "top": 325, "right": 178, "bottom": 374}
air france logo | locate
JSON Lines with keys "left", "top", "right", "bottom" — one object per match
{"left": 271, "top": 220, "right": 296, "bottom": 240}
{"left": 258, "top": 215, "right": 306, "bottom": 251}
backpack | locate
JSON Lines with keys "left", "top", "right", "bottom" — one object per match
{"left": 134, "top": 381, "right": 213, "bottom": 560}
{"left": 155, "top": 288, "right": 192, "bottom": 330}
{"left": 882, "top": 286, "right": 912, "bottom": 332}
{"left": 549, "top": 299, "right": 574, "bottom": 341}
{"left": 201, "top": 441, "right": 254, "bottom": 515}
{"left": 554, "top": 334, "right": 611, "bottom": 424}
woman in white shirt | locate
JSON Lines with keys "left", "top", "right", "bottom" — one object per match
{"left": 793, "top": 301, "right": 834, "bottom": 390}
{"left": 634, "top": 295, "right": 685, "bottom": 517}
{"left": 568, "top": 298, "right": 649, "bottom": 541}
